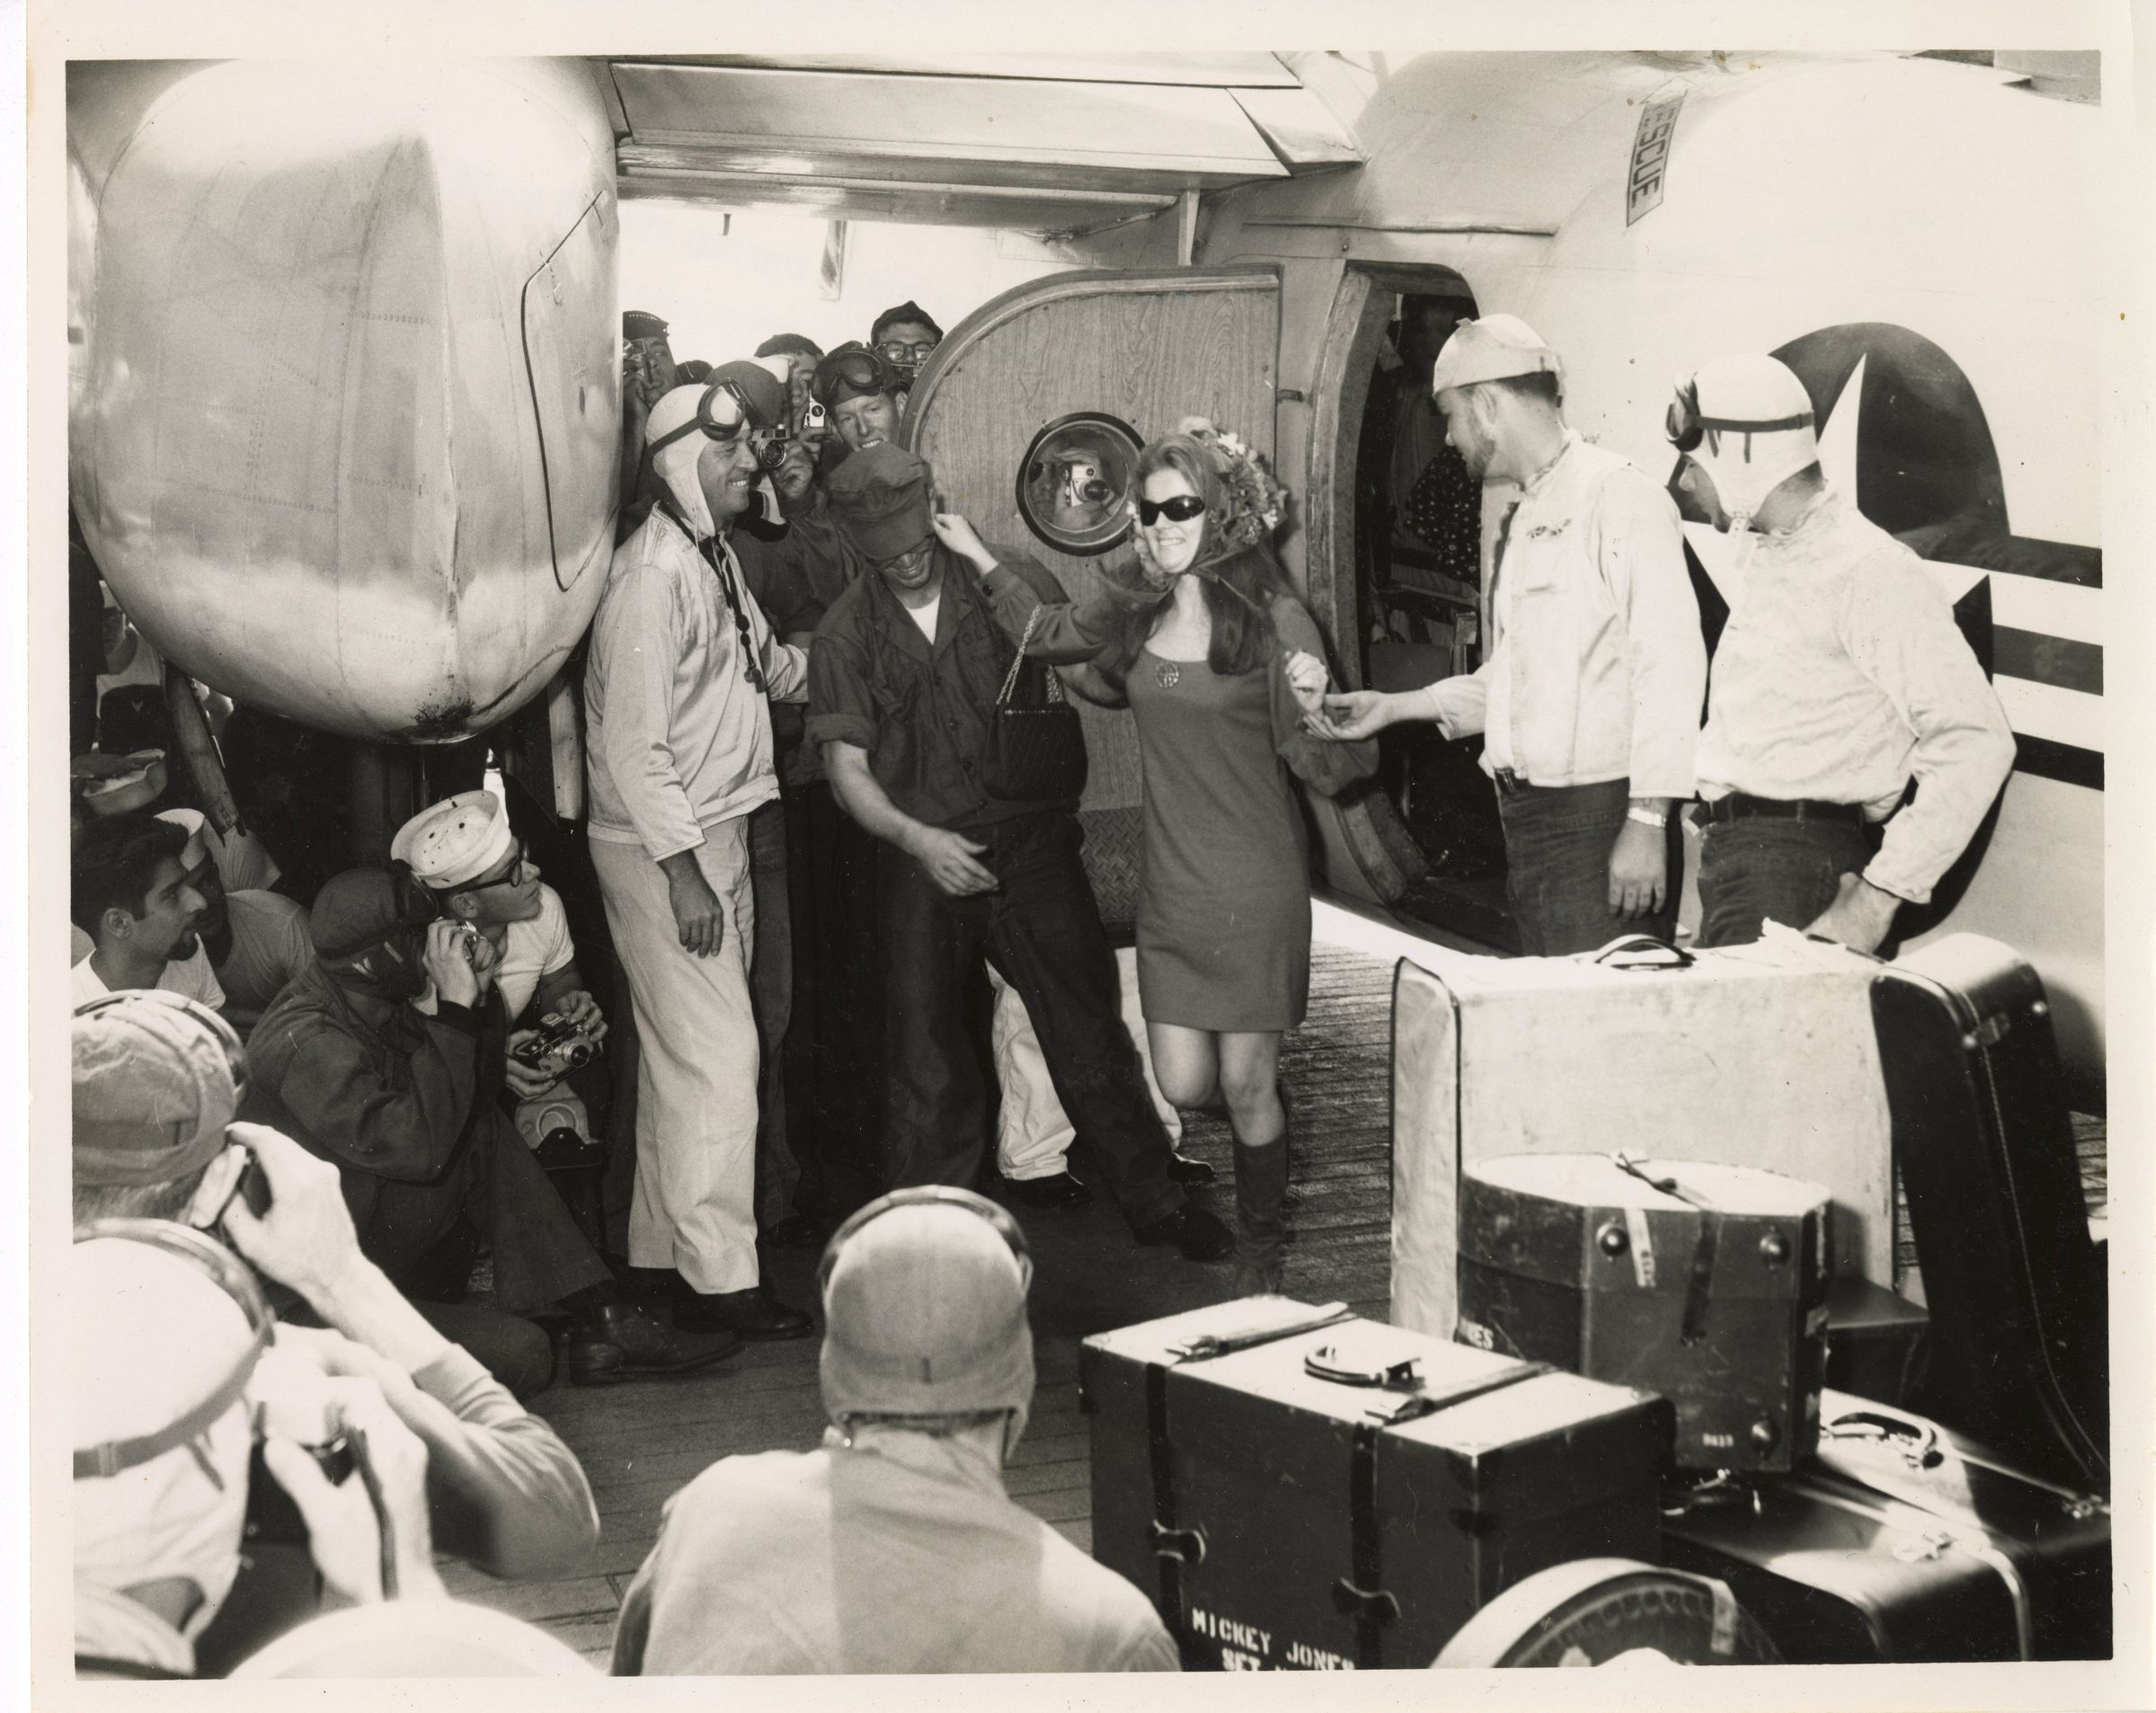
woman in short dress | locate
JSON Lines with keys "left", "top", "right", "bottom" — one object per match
{"left": 948, "top": 420, "right": 1376, "bottom": 1291}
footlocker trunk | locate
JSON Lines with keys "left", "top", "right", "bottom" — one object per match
{"left": 1662, "top": 1390, "right": 2112, "bottom": 1663}
{"left": 1457, "top": 1154, "right": 1832, "bottom": 1472}
{"left": 1391, "top": 932, "right": 1894, "bottom": 1342}
{"left": 1080, "top": 1298, "right": 1672, "bottom": 1670}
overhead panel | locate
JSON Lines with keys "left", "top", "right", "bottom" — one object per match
{"left": 654, "top": 52, "right": 1302, "bottom": 88}
{"left": 616, "top": 170, "right": 1173, "bottom": 235}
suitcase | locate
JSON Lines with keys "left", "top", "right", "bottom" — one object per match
{"left": 1391, "top": 930, "right": 1895, "bottom": 1343}
{"left": 1081, "top": 1296, "right": 1672, "bottom": 1670}
{"left": 1457, "top": 1154, "right": 1832, "bottom": 1472}
{"left": 1869, "top": 934, "right": 2108, "bottom": 1493}
{"left": 1662, "top": 1389, "right": 2112, "bottom": 1663}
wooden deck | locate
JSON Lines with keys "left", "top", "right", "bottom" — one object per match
{"left": 444, "top": 936, "right": 2108, "bottom": 1667}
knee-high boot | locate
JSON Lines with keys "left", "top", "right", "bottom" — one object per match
{"left": 1231, "top": 1136, "right": 1290, "bottom": 1297}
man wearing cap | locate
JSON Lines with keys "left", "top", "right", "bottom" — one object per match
{"left": 243, "top": 867, "right": 738, "bottom": 1383}
{"left": 392, "top": 789, "right": 605, "bottom": 1048}
{"left": 809, "top": 443, "right": 1231, "bottom": 1264}
{"left": 145, "top": 807, "right": 311, "bottom": 1034}
{"left": 612, "top": 1187, "right": 1178, "bottom": 1675}
{"left": 869, "top": 299, "right": 944, "bottom": 396}
{"left": 585, "top": 363, "right": 816, "bottom": 1341}
{"left": 73, "top": 992, "right": 601, "bottom": 1635}
{"left": 1672, "top": 353, "right": 2016, "bottom": 951}
{"left": 70, "top": 811, "right": 226, "bottom": 1010}
{"left": 1318, "top": 315, "right": 1706, "bottom": 954}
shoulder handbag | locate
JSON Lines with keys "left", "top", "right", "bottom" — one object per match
{"left": 980, "top": 604, "right": 1090, "bottom": 802}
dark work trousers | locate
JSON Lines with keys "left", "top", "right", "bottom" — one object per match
{"left": 878, "top": 810, "right": 1184, "bottom": 1230}
{"left": 746, "top": 797, "right": 801, "bottom": 1229}
{"left": 360, "top": 1114, "right": 610, "bottom": 1319}
{"left": 780, "top": 779, "right": 887, "bottom": 1224}
{"left": 1496, "top": 776, "right": 1681, "bottom": 956}
{"left": 1694, "top": 816, "right": 1872, "bottom": 948}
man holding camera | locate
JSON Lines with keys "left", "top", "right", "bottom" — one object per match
{"left": 585, "top": 364, "right": 817, "bottom": 1341}
{"left": 242, "top": 866, "right": 736, "bottom": 1385}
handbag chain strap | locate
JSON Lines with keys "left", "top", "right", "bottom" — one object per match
{"left": 998, "top": 605, "right": 1045, "bottom": 706}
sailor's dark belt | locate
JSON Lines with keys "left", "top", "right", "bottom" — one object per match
{"left": 1699, "top": 793, "right": 1865, "bottom": 825}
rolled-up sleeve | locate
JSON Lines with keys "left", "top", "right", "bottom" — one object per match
{"left": 1597, "top": 471, "right": 1705, "bottom": 801}
{"left": 1842, "top": 555, "right": 2017, "bottom": 904}
{"left": 805, "top": 624, "right": 882, "bottom": 756}
{"left": 592, "top": 563, "right": 705, "bottom": 861}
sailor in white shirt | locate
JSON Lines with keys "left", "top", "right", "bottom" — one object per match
{"left": 1317, "top": 315, "right": 1706, "bottom": 954}
{"left": 1672, "top": 353, "right": 2015, "bottom": 952}
{"left": 69, "top": 812, "right": 226, "bottom": 1011}
{"left": 584, "top": 363, "right": 814, "bottom": 1343}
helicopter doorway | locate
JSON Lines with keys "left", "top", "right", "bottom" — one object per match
{"left": 1305, "top": 263, "right": 1519, "bottom": 953}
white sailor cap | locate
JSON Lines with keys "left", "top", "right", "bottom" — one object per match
{"left": 390, "top": 790, "right": 514, "bottom": 891}
{"left": 154, "top": 806, "right": 211, "bottom": 872}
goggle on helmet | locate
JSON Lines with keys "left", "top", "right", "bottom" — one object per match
{"left": 649, "top": 377, "right": 790, "bottom": 473}
{"left": 1664, "top": 375, "right": 1814, "bottom": 460}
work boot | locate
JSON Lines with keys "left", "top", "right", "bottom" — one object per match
{"left": 566, "top": 1301, "right": 740, "bottom": 1385}
{"left": 1231, "top": 1137, "right": 1290, "bottom": 1296}
{"left": 1166, "top": 1149, "right": 1216, "bottom": 1185}
{"left": 1004, "top": 1169, "right": 1093, "bottom": 1210}
{"left": 1133, "top": 1203, "right": 1235, "bottom": 1262}
{"left": 675, "top": 1285, "right": 814, "bottom": 1341}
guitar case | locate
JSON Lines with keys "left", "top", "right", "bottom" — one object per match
{"left": 1868, "top": 935, "right": 2107, "bottom": 1493}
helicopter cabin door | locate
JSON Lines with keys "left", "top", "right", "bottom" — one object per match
{"left": 902, "top": 266, "right": 1281, "bottom": 931}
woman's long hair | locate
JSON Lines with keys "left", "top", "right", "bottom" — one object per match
{"left": 1094, "top": 436, "right": 1289, "bottom": 683}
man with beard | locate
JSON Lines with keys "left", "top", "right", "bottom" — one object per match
{"left": 71, "top": 812, "right": 225, "bottom": 1009}
{"left": 152, "top": 808, "right": 311, "bottom": 1034}
{"left": 1317, "top": 315, "right": 1705, "bottom": 954}
{"left": 585, "top": 365, "right": 817, "bottom": 1341}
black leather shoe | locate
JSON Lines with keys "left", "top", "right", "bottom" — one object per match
{"left": 1133, "top": 1204, "right": 1235, "bottom": 1263}
{"left": 1004, "top": 1170, "right": 1094, "bottom": 1210}
{"left": 675, "top": 1286, "right": 815, "bottom": 1341}
{"left": 1166, "top": 1150, "right": 1216, "bottom": 1185}
{"left": 763, "top": 1213, "right": 830, "bottom": 1250}
{"left": 567, "top": 1302, "right": 739, "bottom": 1385}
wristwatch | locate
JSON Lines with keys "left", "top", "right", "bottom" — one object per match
{"left": 1626, "top": 803, "right": 1669, "bottom": 829}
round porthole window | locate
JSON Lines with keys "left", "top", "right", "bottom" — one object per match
{"left": 1015, "top": 412, "right": 1142, "bottom": 555}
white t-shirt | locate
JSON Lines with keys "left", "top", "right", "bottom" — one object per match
{"left": 69, "top": 941, "right": 226, "bottom": 1013}
{"left": 904, "top": 593, "right": 941, "bottom": 643}
{"left": 414, "top": 883, "right": 577, "bottom": 1025}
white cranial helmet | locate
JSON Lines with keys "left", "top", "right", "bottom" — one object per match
{"left": 1669, "top": 353, "right": 1819, "bottom": 531}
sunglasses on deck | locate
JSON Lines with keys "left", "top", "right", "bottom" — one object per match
{"left": 1135, "top": 494, "right": 1209, "bottom": 527}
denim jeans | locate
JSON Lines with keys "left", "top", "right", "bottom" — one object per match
{"left": 877, "top": 811, "right": 1184, "bottom": 1229}
{"left": 1695, "top": 817, "right": 1871, "bottom": 948}
{"left": 1496, "top": 777, "right": 1678, "bottom": 956}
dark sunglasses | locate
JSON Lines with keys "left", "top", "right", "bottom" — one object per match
{"left": 1136, "top": 493, "right": 1208, "bottom": 527}
{"left": 876, "top": 340, "right": 937, "bottom": 365}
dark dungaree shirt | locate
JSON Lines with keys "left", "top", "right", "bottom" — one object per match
{"left": 806, "top": 543, "right": 1074, "bottom": 832}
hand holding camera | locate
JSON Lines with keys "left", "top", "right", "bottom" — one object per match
{"left": 422, "top": 919, "right": 484, "bottom": 1009}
